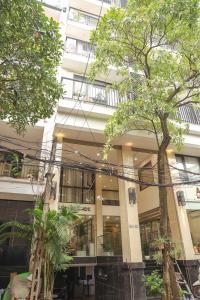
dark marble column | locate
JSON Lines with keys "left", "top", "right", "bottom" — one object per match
{"left": 95, "top": 258, "right": 146, "bottom": 300}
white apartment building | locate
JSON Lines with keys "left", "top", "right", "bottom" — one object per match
{"left": 0, "top": 1, "right": 200, "bottom": 299}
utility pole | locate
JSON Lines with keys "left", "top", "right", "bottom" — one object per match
{"left": 29, "top": 139, "right": 57, "bottom": 300}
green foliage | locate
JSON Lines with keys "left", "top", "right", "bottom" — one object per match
{"left": 89, "top": 0, "right": 200, "bottom": 156}
{"left": 8, "top": 153, "right": 22, "bottom": 178}
{"left": 101, "top": 242, "right": 112, "bottom": 252}
{"left": 0, "top": 205, "right": 80, "bottom": 271}
{"left": 144, "top": 271, "right": 164, "bottom": 296}
{"left": 0, "top": 0, "right": 63, "bottom": 132}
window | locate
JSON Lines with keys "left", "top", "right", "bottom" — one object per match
{"left": 101, "top": 175, "right": 119, "bottom": 206}
{"left": 60, "top": 168, "right": 95, "bottom": 204}
{"left": 175, "top": 155, "right": 200, "bottom": 181}
{"left": 68, "top": 8, "right": 98, "bottom": 27}
{"left": 140, "top": 220, "right": 160, "bottom": 258}
{"left": 65, "top": 38, "right": 94, "bottom": 57}
{"left": 187, "top": 210, "right": 200, "bottom": 254}
{"left": 102, "top": 216, "right": 122, "bottom": 255}
{"left": 138, "top": 161, "right": 154, "bottom": 191}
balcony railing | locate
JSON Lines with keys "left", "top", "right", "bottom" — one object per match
{"left": 68, "top": 8, "right": 98, "bottom": 27}
{"left": 0, "top": 161, "right": 42, "bottom": 181}
{"left": 65, "top": 38, "right": 95, "bottom": 57}
{"left": 62, "top": 77, "right": 125, "bottom": 107}
{"left": 177, "top": 106, "right": 200, "bottom": 125}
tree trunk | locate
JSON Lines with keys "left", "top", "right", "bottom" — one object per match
{"left": 157, "top": 116, "right": 181, "bottom": 300}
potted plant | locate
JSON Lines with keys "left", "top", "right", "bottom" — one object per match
{"left": 143, "top": 242, "right": 150, "bottom": 260}
{"left": 101, "top": 242, "right": 113, "bottom": 256}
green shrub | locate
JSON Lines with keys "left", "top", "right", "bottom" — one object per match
{"left": 144, "top": 271, "right": 164, "bottom": 296}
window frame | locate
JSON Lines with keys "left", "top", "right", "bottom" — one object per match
{"left": 138, "top": 161, "right": 154, "bottom": 191}
{"left": 60, "top": 167, "right": 96, "bottom": 204}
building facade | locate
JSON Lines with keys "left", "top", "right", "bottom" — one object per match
{"left": 0, "top": 0, "right": 200, "bottom": 299}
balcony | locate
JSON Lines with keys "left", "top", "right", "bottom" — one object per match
{"left": 62, "top": 77, "right": 124, "bottom": 107}
{"left": 65, "top": 38, "right": 95, "bottom": 58}
{"left": 68, "top": 8, "right": 98, "bottom": 27}
{"left": 0, "top": 161, "right": 42, "bottom": 181}
{"left": 0, "top": 159, "right": 44, "bottom": 198}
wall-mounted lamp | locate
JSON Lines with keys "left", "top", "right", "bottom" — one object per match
{"left": 128, "top": 187, "right": 136, "bottom": 205}
{"left": 176, "top": 191, "right": 186, "bottom": 206}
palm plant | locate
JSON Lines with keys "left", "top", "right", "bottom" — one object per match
{"left": 0, "top": 204, "right": 80, "bottom": 300}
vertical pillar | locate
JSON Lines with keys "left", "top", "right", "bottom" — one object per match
{"left": 167, "top": 152, "right": 195, "bottom": 260}
{"left": 118, "top": 146, "right": 143, "bottom": 263}
{"left": 49, "top": 136, "right": 63, "bottom": 211}
{"left": 95, "top": 174, "right": 103, "bottom": 256}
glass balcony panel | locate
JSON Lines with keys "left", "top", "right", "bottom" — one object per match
{"left": 68, "top": 8, "right": 98, "bottom": 27}
{"left": 62, "top": 78, "right": 124, "bottom": 107}
{"left": 65, "top": 38, "right": 95, "bottom": 57}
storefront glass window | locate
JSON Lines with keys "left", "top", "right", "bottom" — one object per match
{"left": 140, "top": 220, "right": 160, "bottom": 258}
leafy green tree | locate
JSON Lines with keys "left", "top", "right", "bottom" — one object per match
{"left": 0, "top": 205, "right": 80, "bottom": 300}
{"left": 0, "top": 0, "right": 63, "bottom": 132}
{"left": 89, "top": 0, "right": 200, "bottom": 299}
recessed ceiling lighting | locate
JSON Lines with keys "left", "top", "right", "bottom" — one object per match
{"left": 97, "top": 153, "right": 101, "bottom": 157}
{"left": 74, "top": 150, "right": 79, "bottom": 154}
{"left": 134, "top": 157, "right": 138, "bottom": 161}
{"left": 56, "top": 132, "right": 64, "bottom": 138}
{"left": 106, "top": 216, "right": 110, "bottom": 219}
{"left": 98, "top": 175, "right": 102, "bottom": 178}
{"left": 125, "top": 142, "right": 133, "bottom": 147}
{"left": 166, "top": 149, "right": 173, "bottom": 153}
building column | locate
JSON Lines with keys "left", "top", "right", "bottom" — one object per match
{"left": 95, "top": 174, "right": 103, "bottom": 256}
{"left": 118, "top": 146, "right": 143, "bottom": 263}
{"left": 167, "top": 152, "right": 195, "bottom": 260}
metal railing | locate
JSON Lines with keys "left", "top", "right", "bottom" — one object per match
{"left": 177, "top": 106, "right": 200, "bottom": 125}
{"left": 97, "top": 232, "right": 122, "bottom": 256}
{"left": 62, "top": 78, "right": 125, "bottom": 107}
{"left": 65, "top": 38, "right": 95, "bottom": 57}
{"left": 0, "top": 161, "right": 41, "bottom": 181}
{"left": 68, "top": 8, "right": 98, "bottom": 27}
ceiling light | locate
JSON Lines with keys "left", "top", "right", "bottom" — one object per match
{"left": 125, "top": 142, "right": 133, "bottom": 147}
{"left": 134, "top": 157, "right": 138, "bottom": 161}
{"left": 166, "top": 149, "right": 173, "bottom": 154}
{"left": 56, "top": 132, "right": 64, "bottom": 138}
{"left": 106, "top": 216, "right": 110, "bottom": 219}
{"left": 74, "top": 150, "right": 79, "bottom": 154}
{"left": 97, "top": 153, "right": 101, "bottom": 157}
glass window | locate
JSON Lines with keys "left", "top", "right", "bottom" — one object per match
{"left": 140, "top": 220, "right": 160, "bottom": 258}
{"left": 60, "top": 168, "right": 95, "bottom": 204}
{"left": 138, "top": 161, "right": 154, "bottom": 191}
{"left": 68, "top": 216, "right": 95, "bottom": 256}
{"left": 187, "top": 210, "right": 200, "bottom": 254}
{"left": 175, "top": 155, "right": 200, "bottom": 181}
{"left": 101, "top": 216, "right": 122, "bottom": 255}
{"left": 102, "top": 175, "right": 119, "bottom": 206}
